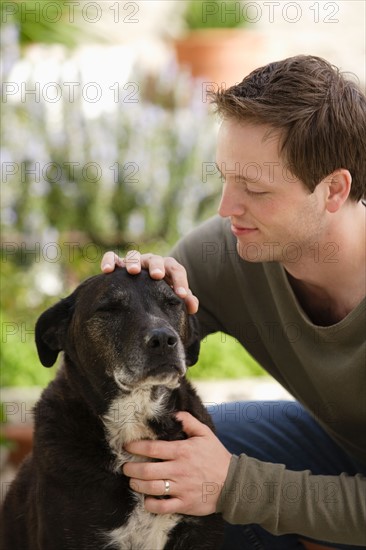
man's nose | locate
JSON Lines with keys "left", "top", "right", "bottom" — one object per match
{"left": 218, "top": 183, "right": 246, "bottom": 218}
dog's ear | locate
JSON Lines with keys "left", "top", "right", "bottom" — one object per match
{"left": 35, "top": 293, "right": 76, "bottom": 367}
{"left": 185, "top": 315, "right": 201, "bottom": 367}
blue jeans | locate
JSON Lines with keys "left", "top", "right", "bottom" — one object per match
{"left": 210, "top": 401, "right": 366, "bottom": 550}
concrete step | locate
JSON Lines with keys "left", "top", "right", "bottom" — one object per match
{"left": 192, "top": 377, "right": 293, "bottom": 405}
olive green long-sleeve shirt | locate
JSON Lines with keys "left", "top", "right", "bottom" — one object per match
{"left": 171, "top": 215, "right": 366, "bottom": 545}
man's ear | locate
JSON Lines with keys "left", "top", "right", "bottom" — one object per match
{"left": 35, "top": 293, "right": 76, "bottom": 367}
{"left": 185, "top": 315, "right": 201, "bottom": 367}
{"left": 323, "top": 169, "right": 352, "bottom": 213}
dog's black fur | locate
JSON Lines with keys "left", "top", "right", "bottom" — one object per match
{"left": 1, "top": 269, "right": 224, "bottom": 550}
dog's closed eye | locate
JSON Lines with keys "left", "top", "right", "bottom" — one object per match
{"left": 165, "top": 297, "right": 184, "bottom": 307}
{"left": 93, "top": 300, "right": 128, "bottom": 314}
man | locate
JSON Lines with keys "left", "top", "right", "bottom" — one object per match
{"left": 101, "top": 55, "right": 366, "bottom": 548}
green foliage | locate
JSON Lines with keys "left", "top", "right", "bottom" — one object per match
{"left": 1, "top": 316, "right": 57, "bottom": 387}
{"left": 189, "top": 332, "right": 265, "bottom": 379}
{"left": 184, "top": 0, "right": 248, "bottom": 30}
{"left": 0, "top": 0, "right": 104, "bottom": 48}
{"left": 0, "top": 261, "right": 58, "bottom": 387}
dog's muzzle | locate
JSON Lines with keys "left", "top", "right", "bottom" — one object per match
{"left": 146, "top": 328, "right": 178, "bottom": 353}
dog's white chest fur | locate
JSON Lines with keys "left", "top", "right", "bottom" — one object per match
{"left": 102, "top": 382, "right": 181, "bottom": 550}
{"left": 106, "top": 499, "right": 179, "bottom": 550}
{"left": 101, "top": 381, "right": 177, "bottom": 471}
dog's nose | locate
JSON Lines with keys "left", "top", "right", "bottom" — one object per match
{"left": 146, "top": 328, "right": 178, "bottom": 352}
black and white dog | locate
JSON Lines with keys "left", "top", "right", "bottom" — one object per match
{"left": 1, "top": 269, "right": 224, "bottom": 550}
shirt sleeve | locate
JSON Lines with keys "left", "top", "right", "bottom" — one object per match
{"left": 217, "top": 454, "right": 366, "bottom": 545}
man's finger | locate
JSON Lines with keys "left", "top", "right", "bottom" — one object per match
{"left": 175, "top": 411, "right": 210, "bottom": 438}
{"left": 124, "top": 250, "right": 142, "bottom": 274}
{"left": 185, "top": 292, "right": 200, "bottom": 315}
{"left": 144, "top": 496, "right": 183, "bottom": 515}
{"left": 123, "top": 459, "right": 175, "bottom": 481}
{"left": 129, "top": 478, "right": 176, "bottom": 497}
{"left": 140, "top": 254, "right": 166, "bottom": 279}
{"left": 124, "top": 439, "right": 177, "bottom": 460}
{"left": 101, "top": 252, "right": 123, "bottom": 272}
{"left": 163, "top": 257, "right": 189, "bottom": 297}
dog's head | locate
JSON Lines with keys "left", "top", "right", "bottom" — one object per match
{"left": 35, "top": 269, "right": 200, "bottom": 394}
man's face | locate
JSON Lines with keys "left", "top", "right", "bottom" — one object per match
{"left": 216, "top": 119, "right": 327, "bottom": 265}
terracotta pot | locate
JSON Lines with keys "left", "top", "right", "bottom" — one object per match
{"left": 174, "top": 29, "right": 263, "bottom": 89}
{"left": 2, "top": 424, "right": 34, "bottom": 467}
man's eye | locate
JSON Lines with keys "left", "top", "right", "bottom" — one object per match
{"left": 245, "top": 188, "right": 267, "bottom": 196}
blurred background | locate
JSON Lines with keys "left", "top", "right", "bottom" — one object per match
{"left": 1, "top": 1, "right": 365, "bottom": 404}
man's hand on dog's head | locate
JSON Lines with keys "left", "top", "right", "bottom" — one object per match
{"left": 101, "top": 250, "right": 199, "bottom": 315}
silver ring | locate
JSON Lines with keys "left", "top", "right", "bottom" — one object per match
{"left": 163, "top": 479, "right": 170, "bottom": 495}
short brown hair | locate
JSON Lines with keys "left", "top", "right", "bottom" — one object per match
{"left": 210, "top": 55, "right": 366, "bottom": 201}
